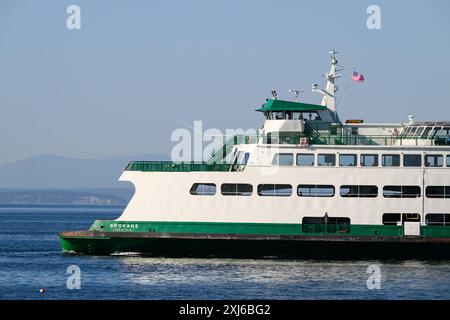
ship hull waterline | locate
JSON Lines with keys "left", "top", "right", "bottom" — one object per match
{"left": 59, "top": 230, "right": 450, "bottom": 260}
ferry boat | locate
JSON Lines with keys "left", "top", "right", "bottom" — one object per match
{"left": 60, "top": 51, "right": 450, "bottom": 259}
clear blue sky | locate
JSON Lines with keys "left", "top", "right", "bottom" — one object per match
{"left": 0, "top": 0, "right": 449, "bottom": 165}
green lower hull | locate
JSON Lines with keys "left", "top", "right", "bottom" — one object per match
{"left": 60, "top": 220, "right": 450, "bottom": 259}
{"left": 87, "top": 220, "right": 450, "bottom": 237}
{"left": 60, "top": 232, "right": 450, "bottom": 259}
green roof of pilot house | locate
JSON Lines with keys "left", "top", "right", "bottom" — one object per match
{"left": 256, "top": 99, "right": 327, "bottom": 112}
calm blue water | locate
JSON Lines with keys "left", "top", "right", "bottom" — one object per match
{"left": 0, "top": 204, "right": 449, "bottom": 300}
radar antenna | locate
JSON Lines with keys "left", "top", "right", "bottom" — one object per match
{"left": 311, "top": 50, "right": 342, "bottom": 122}
{"left": 288, "top": 89, "right": 303, "bottom": 102}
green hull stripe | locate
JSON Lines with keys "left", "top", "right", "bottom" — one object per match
{"left": 88, "top": 220, "right": 450, "bottom": 238}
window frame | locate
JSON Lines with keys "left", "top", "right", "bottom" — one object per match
{"left": 257, "top": 184, "right": 293, "bottom": 197}
{"left": 221, "top": 183, "right": 253, "bottom": 196}
{"left": 340, "top": 185, "right": 378, "bottom": 198}
{"left": 317, "top": 153, "right": 336, "bottom": 167}
{"left": 297, "top": 184, "right": 335, "bottom": 197}
{"left": 272, "top": 153, "right": 294, "bottom": 166}
{"left": 339, "top": 154, "right": 357, "bottom": 167}
{"left": 425, "top": 154, "right": 443, "bottom": 167}
{"left": 189, "top": 183, "right": 217, "bottom": 196}
{"left": 382, "top": 154, "right": 401, "bottom": 167}
{"left": 426, "top": 186, "right": 450, "bottom": 199}
{"left": 296, "top": 153, "right": 315, "bottom": 166}
{"left": 383, "top": 185, "right": 421, "bottom": 198}
{"left": 426, "top": 213, "right": 450, "bottom": 226}
{"left": 382, "top": 213, "right": 401, "bottom": 226}
{"left": 403, "top": 154, "right": 422, "bottom": 167}
{"left": 360, "top": 154, "right": 379, "bottom": 167}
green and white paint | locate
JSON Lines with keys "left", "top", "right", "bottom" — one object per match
{"left": 59, "top": 51, "right": 450, "bottom": 256}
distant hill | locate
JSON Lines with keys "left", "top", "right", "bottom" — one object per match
{"left": 0, "top": 154, "right": 169, "bottom": 189}
{"left": 0, "top": 189, "right": 129, "bottom": 205}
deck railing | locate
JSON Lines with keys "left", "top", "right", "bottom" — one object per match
{"left": 125, "top": 161, "right": 246, "bottom": 172}
{"left": 259, "top": 131, "right": 450, "bottom": 146}
{"left": 304, "top": 122, "right": 450, "bottom": 146}
{"left": 125, "top": 128, "right": 450, "bottom": 172}
{"left": 309, "top": 134, "right": 450, "bottom": 146}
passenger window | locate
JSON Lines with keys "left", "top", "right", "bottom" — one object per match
{"left": 425, "top": 155, "right": 443, "bottom": 167}
{"left": 297, "top": 185, "right": 335, "bottom": 197}
{"left": 297, "top": 154, "right": 315, "bottom": 166}
{"left": 318, "top": 154, "right": 336, "bottom": 166}
{"left": 426, "top": 186, "right": 450, "bottom": 198}
{"left": 382, "top": 213, "right": 401, "bottom": 225}
{"left": 383, "top": 186, "right": 421, "bottom": 198}
{"left": 403, "top": 213, "right": 421, "bottom": 222}
{"left": 340, "top": 185, "right": 378, "bottom": 198}
{"left": 382, "top": 154, "right": 400, "bottom": 167}
{"left": 426, "top": 214, "right": 450, "bottom": 226}
{"left": 339, "top": 154, "right": 357, "bottom": 166}
{"left": 221, "top": 184, "right": 253, "bottom": 196}
{"left": 190, "top": 183, "right": 216, "bottom": 195}
{"left": 272, "top": 153, "right": 293, "bottom": 166}
{"left": 360, "top": 154, "right": 379, "bottom": 167}
{"left": 383, "top": 213, "right": 422, "bottom": 225}
{"left": 257, "top": 184, "right": 292, "bottom": 196}
{"left": 403, "top": 154, "right": 422, "bottom": 167}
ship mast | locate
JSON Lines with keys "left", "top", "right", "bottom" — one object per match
{"left": 312, "top": 50, "right": 341, "bottom": 122}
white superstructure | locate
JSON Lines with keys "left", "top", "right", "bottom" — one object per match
{"left": 116, "top": 52, "right": 450, "bottom": 237}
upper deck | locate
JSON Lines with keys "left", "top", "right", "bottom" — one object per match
{"left": 124, "top": 124, "right": 450, "bottom": 173}
{"left": 125, "top": 161, "right": 246, "bottom": 172}
{"left": 257, "top": 99, "right": 450, "bottom": 147}
{"left": 304, "top": 121, "right": 450, "bottom": 146}
{"left": 124, "top": 52, "right": 449, "bottom": 172}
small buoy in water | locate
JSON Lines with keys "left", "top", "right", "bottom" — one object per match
{"left": 39, "top": 288, "right": 46, "bottom": 293}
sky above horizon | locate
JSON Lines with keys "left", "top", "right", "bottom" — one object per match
{"left": 0, "top": 0, "right": 449, "bottom": 165}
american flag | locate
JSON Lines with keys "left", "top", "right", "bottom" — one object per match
{"left": 351, "top": 71, "right": 364, "bottom": 82}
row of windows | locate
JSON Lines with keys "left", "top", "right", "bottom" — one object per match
{"left": 301, "top": 214, "right": 450, "bottom": 232}
{"left": 264, "top": 111, "right": 321, "bottom": 121}
{"left": 426, "top": 213, "right": 450, "bottom": 226}
{"left": 190, "top": 183, "right": 450, "bottom": 198}
{"left": 426, "top": 186, "right": 450, "bottom": 198}
{"left": 273, "top": 153, "right": 450, "bottom": 168}
{"left": 382, "top": 213, "right": 421, "bottom": 225}
{"left": 402, "top": 125, "right": 450, "bottom": 139}
{"left": 303, "top": 213, "right": 450, "bottom": 230}
{"left": 383, "top": 213, "right": 450, "bottom": 226}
